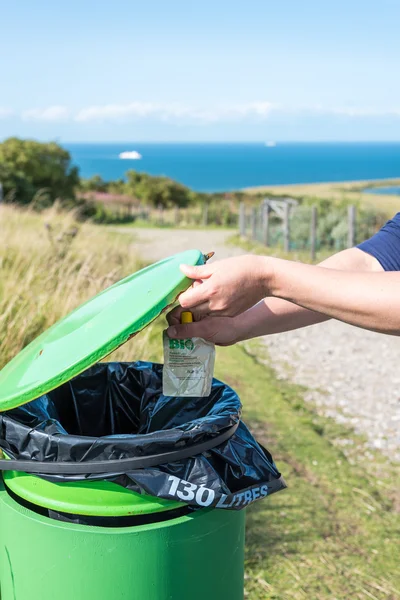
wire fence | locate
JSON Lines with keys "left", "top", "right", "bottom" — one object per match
{"left": 239, "top": 200, "right": 386, "bottom": 258}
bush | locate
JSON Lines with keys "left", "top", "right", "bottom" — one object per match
{"left": 0, "top": 138, "right": 79, "bottom": 205}
{"left": 125, "top": 170, "right": 191, "bottom": 208}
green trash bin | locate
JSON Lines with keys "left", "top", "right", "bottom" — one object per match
{"left": 0, "top": 250, "right": 246, "bottom": 600}
{"left": 0, "top": 474, "right": 245, "bottom": 600}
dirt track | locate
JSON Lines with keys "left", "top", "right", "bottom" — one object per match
{"left": 115, "top": 227, "right": 245, "bottom": 262}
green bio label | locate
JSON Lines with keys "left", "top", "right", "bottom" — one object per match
{"left": 169, "top": 338, "right": 194, "bottom": 351}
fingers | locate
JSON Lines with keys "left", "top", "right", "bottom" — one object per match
{"left": 166, "top": 303, "right": 210, "bottom": 326}
{"left": 166, "top": 305, "right": 184, "bottom": 326}
{"left": 167, "top": 321, "right": 210, "bottom": 340}
{"left": 180, "top": 263, "right": 213, "bottom": 281}
{"left": 179, "top": 283, "right": 211, "bottom": 309}
{"left": 178, "top": 263, "right": 218, "bottom": 308}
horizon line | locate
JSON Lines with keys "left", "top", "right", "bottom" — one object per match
{"left": 58, "top": 140, "right": 400, "bottom": 144}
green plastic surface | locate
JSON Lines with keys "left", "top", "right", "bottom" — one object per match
{"left": 0, "top": 249, "right": 204, "bottom": 411}
{"left": 3, "top": 472, "right": 182, "bottom": 516}
{"left": 0, "top": 479, "right": 246, "bottom": 600}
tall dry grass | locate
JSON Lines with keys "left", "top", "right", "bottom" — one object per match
{"left": 0, "top": 204, "right": 147, "bottom": 369}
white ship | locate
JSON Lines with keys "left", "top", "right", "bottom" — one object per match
{"left": 119, "top": 150, "right": 142, "bottom": 160}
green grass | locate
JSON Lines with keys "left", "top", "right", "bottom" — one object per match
{"left": 0, "top": 205, "right": 144, "bottom": 369}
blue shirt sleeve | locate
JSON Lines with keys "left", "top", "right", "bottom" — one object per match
{"left": 357, "top": 212, "right": 400, "bottom": 271}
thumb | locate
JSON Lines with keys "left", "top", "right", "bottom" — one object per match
{"left": 180, "top": 263, "right": 212, "bottom": 280}
{"left": 167, "top": 321, "right": 207, "bottom": 340}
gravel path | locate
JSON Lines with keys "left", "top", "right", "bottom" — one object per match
{"left": 116, "top": 227, "right": 246, "bottom": 262}
{"left": 118, "top": 226, "right": 400, "bottom": 462}
{"left": 263, "top": 321, "right": 400, "bottom": 462}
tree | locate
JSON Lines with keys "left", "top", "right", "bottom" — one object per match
{"left": 125, "top": 170, "right": 191, "bottom": 208}
{"left": 79, "top": 174, "right": 108, "bottom": 193}
{"left": 0, "top": 137, "right": 79, "bottom": 205}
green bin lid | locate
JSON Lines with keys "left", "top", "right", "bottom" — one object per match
{"left": 0, "top": 249, "right": 205, "bottom": 411}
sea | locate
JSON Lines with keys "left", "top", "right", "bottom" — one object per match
{"left": 64, "top": 142, "right": 400, "bottom": 193}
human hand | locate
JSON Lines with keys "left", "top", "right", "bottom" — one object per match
{"left": 166, "top": 306, "right": 240, "bottom": 346}
{"left": 177, "top": 255, "right": 272, "bottom": 318}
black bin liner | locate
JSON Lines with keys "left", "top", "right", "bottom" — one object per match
{"left": 0, "top": 361, "right": 286, "bottom": 511}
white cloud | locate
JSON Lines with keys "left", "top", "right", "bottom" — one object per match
{"left": 75, "top": 102, "right": 160, "bottom": 122}
{"left": 330, "top": 107, "right": 400, "bottom": 117}
{"left": 302, "top": 105, "right": 400, "bottom": 118}
{"left": 22, "top": 105, "right": 71, "bottom": 121}
{"left": 74, "top": 101, "right": 400, "bottom": 123}
{"left": 231, "top": 102, "right": 275, "bottom": 117}
{"left": 75, "top": 101, "right": 276, "bottom": 123}
{"left": 15, "top": 102, "right": 400, "bottom": 125}
{"left": 0, "top": 107, "right": 14, "bottom": 118}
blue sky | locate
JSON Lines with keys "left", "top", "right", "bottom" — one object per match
{"left": 1, "top": 0, "right": 399, "bottom": 142}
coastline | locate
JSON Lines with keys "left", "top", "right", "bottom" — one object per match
{"left": 66, "top": 142, "right": 400, "bottom": 195}
{"left": 244, "top": 176, "right": 400, "bottom": 193}
{"left": 243, "top": 177, "right": 400, "bottom": 217}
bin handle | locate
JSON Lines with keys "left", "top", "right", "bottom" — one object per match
{"left": 0, "top": 422, "right": 239, "bottom": 475}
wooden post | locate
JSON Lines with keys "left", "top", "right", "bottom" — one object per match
{"left": 258, "top": 205, "right": 263, "bottom": 243}
{"left": 251, "top": 207, "right": 257, "bottom": 241}
{"left": 203, "top": 203, "right": 208, "bottom": 227}
{"left": 310, "top": 205, "right": 317, "bottom": 262}
{"left": 239, "top": 202, "right": 246, "bottom": 237}
{"left": 283, "top": 202, "right": 290, "bottom": 252}
{"left": 262, "top": 201, "right": 270, "bottom": 247}
{"left": 347, "top": 205, "right": 356, "bottom": 247}
{"left": 174, "top": 207, "right": 180, "bottom": 226}
{"left": 158, "top": 204, "right": 164, "bottom": 226}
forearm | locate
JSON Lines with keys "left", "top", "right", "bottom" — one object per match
{"left": 270, "top": 259, "right": 400, "bottom": 335}
{"left": 233, "top": 298, "right": 324, "bottom": 341}
{"left": 234, "top": 248, "right": 382, "bottom": 340}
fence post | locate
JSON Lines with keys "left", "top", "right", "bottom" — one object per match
{"left": 310, "top": 205, "right": 317, "bottom": 262}
{"left": 251, "top": 207, "right": 257, "bottom": 241}
{"left": 158, "top": 204, "right": 164, "bottom": 226}
{"left": 283, "top": 202, "right": 290, "bottom": 252}
{"left": 239, "top": 202, "right": 246, "bottom": 238}
{"left": 258, "top": 206, "right": 263, "bottom": 243}
{"left": 262, "top": 201, "right": 270, "bottom": 247}
{"left": 347, "top": 205, "right": 356, "bottom": 248}
{"left": 203, "top": 203, "right": 208, "bottom": 227}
